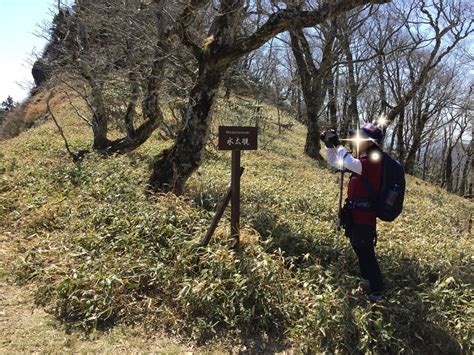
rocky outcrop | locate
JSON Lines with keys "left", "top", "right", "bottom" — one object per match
{"left": 32, "top": 59, "right": 51, "bottom": 87}
{"left": 31, "top": 9, "right": 72, "bottom": 88}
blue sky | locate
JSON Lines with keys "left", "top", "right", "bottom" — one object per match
{"left": 0, "top": 0, "right": 55, "bottom": 102}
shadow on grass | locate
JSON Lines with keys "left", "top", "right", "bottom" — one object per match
{"left": 250, "top": 208, "right": 465, "bottom": 353}
{"left": 250, "top": 209, "right": 341, "bottom": 267}
{"left": 341, "top": 253, "right": 463, "bottom": 353}
{"left": 167, "top": 182, "right": 465, "bottom": 353}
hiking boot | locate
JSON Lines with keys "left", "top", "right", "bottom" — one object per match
{"left": 368, "top": 292, "right": 384, "bottom": 303}
{"left": 361, "top": 278, "right": 370, "bottom": 293}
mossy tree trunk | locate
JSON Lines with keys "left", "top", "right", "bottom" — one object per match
{"left": 149, "top": 59, "right": 228, "bottom": 194}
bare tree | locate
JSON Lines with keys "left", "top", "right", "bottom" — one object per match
{"left": 149, "top": 0, "right": 391, "bottom": 194}
{"left": 43, "top": 0, "right": 200, "bottom": 154}
{"left": 382, "top": 0, "right": 473, "bottom": 173}
{"left": 289, "top": 20, "right": 337, "bottom": 159}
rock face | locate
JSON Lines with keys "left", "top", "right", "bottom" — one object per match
{"left": 31, "top": 9, "right": 72, "bottom": 88}
{"left": 32, "top": 59, "right": 50, "bottom": 87}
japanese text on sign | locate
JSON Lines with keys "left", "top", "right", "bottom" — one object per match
{"left": 218, "top": 126, "right": 258, "bottom": 150}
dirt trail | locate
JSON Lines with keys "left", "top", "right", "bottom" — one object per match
{"left": 0, "top": 233, "right": 282, "bottom": 354}
{"left": 0, "top": 229, "right": 184, "bottom": 352}
{"left": 0, "top": 280, "right": 192, "bottom": 353}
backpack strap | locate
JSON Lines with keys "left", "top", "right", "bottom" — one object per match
{"left": 380, "top": 152, "right": 388, "bottom": 192}
{"left": 350, "top": 198, "right": 374, "bottom": 210}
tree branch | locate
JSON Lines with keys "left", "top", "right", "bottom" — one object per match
{"left": 63, "top": 90, "right": 92, "bottom": 127}
{"left": 47, "top": 90, "right": 81, "bottom": 162}
{"left": 221, "top": 0, "right": 391, "bottom": 62}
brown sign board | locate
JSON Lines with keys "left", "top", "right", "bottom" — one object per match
{"left": 218, "top": 126, "right": 258, "bottom": 150}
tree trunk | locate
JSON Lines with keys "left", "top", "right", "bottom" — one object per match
{"left": 422, "top": 132, "right": 434, "bottom": 180}
{"left": 107, "top": 32, "right": 170, "bottom": 154}
{"left": 289, "top": 30, "right": 324, "bottom": 160}
{"left": 149, "top": 59, "right": 227, "bottom": 194}
{"left": 438, "top": 130, "right": 449, "bottom": 187}
{"left": 341, "top": 32, "right": 359, "bottom": 126}
{"left": 296, "top": 86, "right": 304, "bottom": 124}
{"left": 454, "top": 156, "right": 462, "bottom": 194}
{"left": 148, "top": 0, "right": 391, "bottom": 194}
{"left": 289, "top": 23, "right": 335, "bottom": 160}
{"left": 78, "top": 60, "right": 109, "bottom": 149}
{"left": 277, "top": 107, "right": 282, "bottom": 134}
{"left": 377, "top": 52, "right": 387, "bottom": 115}
{"left": 405, "top": 113, "right": 428, "bottom": 174}
{"left": 304, "top": 100, "right": 323, "bottom": 159}
{"left": 416, "top": 145, "right": 422, "bottom": 165}
{"left": 89, "top": 79, "right": 110, "bottom": 150}
{"left": 326, "top": 67, "right": 338, "bottom": 129}
{"left": 388, "top": 128, "right": 396, "bottom": 156}
{"left": 445, "top": 147, "right": 454, "bottom": 192}
{"left": 340, "top": 91, "right": 351, "bottom": 135}
{"left": 458, "top": 151, "right": 471, "bottom": 196}
{"left": 396, "top": 109, "right": 404, "bottom": 162}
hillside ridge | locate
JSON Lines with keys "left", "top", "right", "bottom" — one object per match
{"left": 0, "top": 91, "right": 472, "bottom": 352}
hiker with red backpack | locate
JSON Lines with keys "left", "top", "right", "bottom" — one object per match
{"left": 320, "top": 123, "right": 405, "bottom": 302}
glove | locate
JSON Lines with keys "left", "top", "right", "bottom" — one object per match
{"left": 321, "top": 129, "right": 340, "bottom": 148}
{"left": 319, "top": 132, "right": 326, "bottom": 143}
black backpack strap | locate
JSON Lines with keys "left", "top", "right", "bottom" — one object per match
{"left": 379, "top": 152, "right": 388, "bottom": 193}
{"left": 350, "top": 198, "right": 374, "bottom": 210}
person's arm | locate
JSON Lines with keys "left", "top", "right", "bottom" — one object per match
{"left": 325, "top": 145, "right": 362, "bottom": 175}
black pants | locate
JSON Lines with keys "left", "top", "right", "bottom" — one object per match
{"left": 349, "top": 224, "right": 383, "bottom": 293}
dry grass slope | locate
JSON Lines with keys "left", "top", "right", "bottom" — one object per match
{"left": 0, "top": 90, "right": 472, "bottom": 353}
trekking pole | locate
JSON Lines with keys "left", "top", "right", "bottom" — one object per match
{"left": 337, "top": 168, "right": 344, "bottom": 232}
{"left": 335, "top": 150, "right": 350, "bottom": 234}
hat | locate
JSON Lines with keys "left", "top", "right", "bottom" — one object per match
{"left": 360, "top": 122, "right": 384, "bottom": 146}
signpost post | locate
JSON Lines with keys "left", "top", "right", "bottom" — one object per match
{"left": 200, "top": 126, "right": 258, "bottom": 250}
{"left": 231, "top": 149, "right": 241, "bottom": 249}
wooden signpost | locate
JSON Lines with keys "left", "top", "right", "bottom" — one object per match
{"left": 200, "top": 126, "right": 258, "bottom": 250}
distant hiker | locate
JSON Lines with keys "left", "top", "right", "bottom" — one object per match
{"left": 321, "top": 123, "right": 404, "bottom": 302}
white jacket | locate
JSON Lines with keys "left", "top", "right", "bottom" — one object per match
{"left": 325, "top": 146, "right": 363, "bottom": 175}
